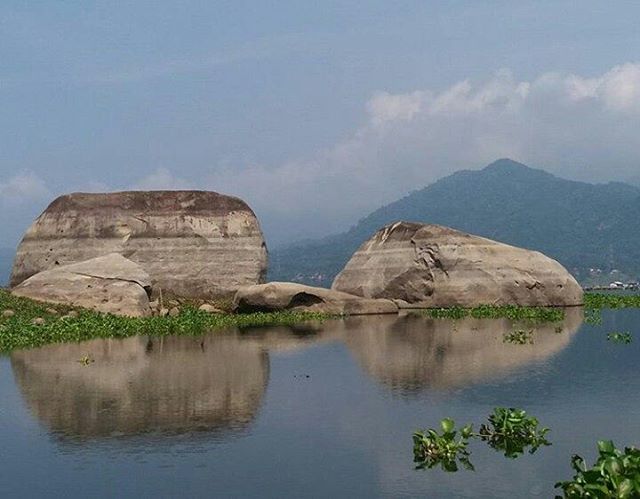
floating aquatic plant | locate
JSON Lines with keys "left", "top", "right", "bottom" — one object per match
{"left": 503, "top": 329, "right": 534, "bottom": 345}
{"left": 555, "top": 440, "right": 640, "bottom": 498}
{"left": 425, "top": 305, "right": 564, "bottom": 323}
{"left": 607, "top": 332, "right": 633, "bottom": 344}
{"left": 0, "top": 289, "right": 328, "bottom": 353}
{"left": 413, "top": 408, "right": 550, "bottom": 472}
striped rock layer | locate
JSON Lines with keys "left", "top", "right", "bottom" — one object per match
{"left": 10, "top": 191, "right": 267, "bottom": 299}
{"left": 332, "top": 221, "right": 583, "bottom": 307}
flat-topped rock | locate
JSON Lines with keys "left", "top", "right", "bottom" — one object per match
{"left": 332, "top": 221, "right": 583, "bottom": 307}
{"left": 233, "top": 282, "right": 398, "bottom": 315}
{"left": 12, "top": 253, "right": 152, "bottom": 317}
{"left": 10, "top": 190, "right": 267, "bottom": 298}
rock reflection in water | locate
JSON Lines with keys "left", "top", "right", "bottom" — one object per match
{"left": 10, "top": 311, "right": 582, "bottom": 439}
{"left": 343, "top": 308, "right": 583, "bottom": 393}
{"left": 11, "top": 334, "right": 269, "bottom": 439}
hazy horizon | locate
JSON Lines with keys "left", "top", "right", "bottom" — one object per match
{"left": 3, "top": 2, "right": 640, "bottom": 248}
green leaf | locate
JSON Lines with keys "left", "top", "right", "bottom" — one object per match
{"left": 598, "top": 440, "right": 615, "bottom": 455}
{"left": 441, "top": 418, "right": 455, "bottom": 434}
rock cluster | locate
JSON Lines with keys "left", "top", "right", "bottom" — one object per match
{"left": 12, "top": 253, "right": 152, "bottom": 317}
{"left": 232, "top": 282, "right": 398, "bottom": 315}
{"left": 10, "top": 190, "right": 267, "bottom": 299}
{"left": 332, "top": 221, "right": 583, "bottom": 307}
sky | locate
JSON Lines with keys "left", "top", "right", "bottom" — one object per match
{"left": 2, "top": 1, "right": 640, "bottom": 249}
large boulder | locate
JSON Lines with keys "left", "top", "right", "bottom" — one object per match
{"left": 332, "top": 221, "right": 583, "bottom": 307}
{"left": 10, "top": 190, "right": 267, "bottom": 299}
{"left": 12, "top": 253, "right": 152, "bottom": 317}
{"left": 233, "top": 282, "right": 398, "bottom": 315}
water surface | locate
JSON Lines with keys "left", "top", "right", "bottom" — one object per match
{"left": 2, "top": 309, "right": 639, "bottom": 498}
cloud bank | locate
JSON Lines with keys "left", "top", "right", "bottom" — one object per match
{"left": 4, "top": 63, "right": 640, "bottom": 247}
{"left": 201, "top": 63, "right": 640, "bottom": 243}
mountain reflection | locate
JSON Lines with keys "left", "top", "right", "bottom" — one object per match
{"left": 343, "top": 309, "right": 583, "bottom": 393}
{"left": 11, "top": 310, "right": 582, "bottom": 439}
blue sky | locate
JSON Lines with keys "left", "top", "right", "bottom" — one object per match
{"left": 2, "top": 1, "right": 640, "bottom": 248}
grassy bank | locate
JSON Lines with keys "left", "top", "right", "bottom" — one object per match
{"left": 0, "top": 289, "right": 327, "bottom": 353}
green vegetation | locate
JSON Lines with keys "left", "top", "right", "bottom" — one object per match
{"left": 0, "top": 289, "right": 328, "bottom": 353}
{"left": 585, "top": 293, "right": 640, "bottom": 310}
{"left": 425, "top": 305, "right": 564, "bottom": 323}
{"left": 478, "top": 407, "right": 550, "bottom": 458}
{"left": 556, "top": 441, "right": 640, "bottom": 498}
{"left": 412, "top": 418, "right": 474, "bottom": 472}
{"left": 503, "top": 329, "right": 534, "bottom": 345}
{"left": 583, "top": 292, "right": 640, "bottom": 326}
{"left": 607, "top": 332, "right": 633, "bottom": 344}
{"left": 413, "top": 408, "right": 550, "bottom": 472}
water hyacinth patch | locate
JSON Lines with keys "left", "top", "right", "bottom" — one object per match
{"left": 424, "top": 305, "right": 565, "bottom": 323}
{"left": 413, "top": 408, "right": 550, "bottom": 472}
{"left": 0, "top": 289, "right": 328, "bottom": 353}
{"left": 503, "top": 329, "right": 534, "bottom": 345}
{"left": 555, "top": 441, "right": 640, "bottom": 498}
{"left": 607, "top": 332, "right": 633, "bottom": 344}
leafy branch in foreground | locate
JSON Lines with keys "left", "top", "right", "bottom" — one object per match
{"left": 412, "top": 418, "right": 474, "bottom": 472}
{"left": 413, "top": 408, "right": 550, "bottom": 472}
{"left": 555, "top": 441, "right": 640, "bottom": 498}
{"left": 478, "top": 407, "right": 550, "bottom": 458}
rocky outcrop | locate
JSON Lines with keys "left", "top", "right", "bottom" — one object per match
{"left": 12, "top": 253, "right": 152, "bottom": 317}
{"left": 10, "top": 190, "right": 267, "bottom": 299}
{"left": 332, "top": 221, "right": 583, "bottom": 307}
{"left": 233, "top": 282, "right": 398, "bottom": 315}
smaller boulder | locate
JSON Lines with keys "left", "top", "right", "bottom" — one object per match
{"left": 169, "top": 307, "right": 180, "bottom": 317}
{"left": 199, "top": 304, "right": 224, "bottom": 314}
{"left": 12, "top": 253, "right": 152, "bottom": 317}
{"left": 2, "top": 309, "right": 15, "bottom": 318}
{"left": 32, "top": 317, "right": 45, "bottom": 326}
{"left": 233, "top": 282, "right": 398, "bottom": 315}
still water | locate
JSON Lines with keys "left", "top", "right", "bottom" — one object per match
{"left": 1, "top": 309, "right": 639, "bottom": 498}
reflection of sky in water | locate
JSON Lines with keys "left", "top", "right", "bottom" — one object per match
{"left": 1, "top": 309, "right": 640, "bottom": 498}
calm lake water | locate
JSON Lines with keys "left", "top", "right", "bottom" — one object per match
{"left": 1, "top": 308, "right": 639, "bottom": 498}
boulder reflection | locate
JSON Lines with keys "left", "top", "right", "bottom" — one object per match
{"left": 11, "top": 310, "right": 582, "bottom": 439}
{"left": 11, "top": 334, "right": 269, "bottom": 439}
{"left": 343, "top": 308, "right": 583, "bottom": 393}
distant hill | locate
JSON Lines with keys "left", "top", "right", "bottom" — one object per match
{"left": 269, "top": 159, "right": 640, "bottom": 287}
{"left": 0, "top": 248, "right": 14, "bottom": 287}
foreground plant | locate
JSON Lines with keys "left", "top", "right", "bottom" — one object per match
{"left": 478, "top": 407, "right": 550, "bottom": 458}
{"left": 413, "top": 408, "right": 550, "bottom": 472}
{"left": 555, "top": 441, "right": 640, "bottom": 498}
{"left": 413, "top": 418, "right": 474, "bottom": 472}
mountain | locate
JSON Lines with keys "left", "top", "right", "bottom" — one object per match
{"left": 269, "top": 159, "right": 640, "bottom": 286}
{"left": 0, "top": 247, "right": 15, "bottom": 287}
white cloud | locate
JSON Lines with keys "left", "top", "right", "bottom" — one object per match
{"left": 0, "top": 172, "right": 50, "bottom": 206}
{"left": 132, "top": 168, "right": 191, "bottom": 190}
{"left": 127, "top": 63, "right": 640, "bottom": 243}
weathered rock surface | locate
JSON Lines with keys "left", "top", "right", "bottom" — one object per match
{"left": 10, "top": 190, "right": 267, "bottom": 299}
{"left": 12, "top": 253, "right": 152, "bottom": 317}
{"left": 233, "top": 282, "right": 398, "bottom": 315}
{"left": 332, "top": 221, "right": 583, "bottom": 307}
